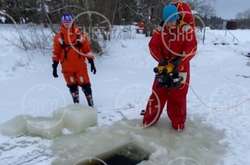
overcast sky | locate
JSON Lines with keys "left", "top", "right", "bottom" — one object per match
{"left": 215, "top": 0, "right": 250, "bottom": 19}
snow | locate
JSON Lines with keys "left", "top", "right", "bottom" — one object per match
{"left": 0, "top": 25, "right": 250, "bottom": 164}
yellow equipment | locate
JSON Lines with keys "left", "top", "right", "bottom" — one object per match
{"left": 154, "top": 63, "right": 175, "bottom": 74}
{"left": 154, "top": 62, "right": 183, "bottom": 88}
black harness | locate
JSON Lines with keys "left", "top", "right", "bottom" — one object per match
{"left": 59, "top": 32, "right": 82, "bottom": 60}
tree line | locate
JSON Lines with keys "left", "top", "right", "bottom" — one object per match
{"left": 1, "top": 0, "right": 249, "bottom": 29}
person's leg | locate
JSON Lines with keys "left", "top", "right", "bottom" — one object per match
{"left": 63, "top": 73, "right": 79, "bottom": 104}
{"left": 167, "top": 71, "right": 190, "bottom": 131}
{"left": 167, "top": 89, "right": 187, "bottom": 130}
{"left": 76, "top": 67, "right": 94, "bottom": 107}
{"left": 81, "top": 83, "right": 94, "bottom": 107}
{"left": 67, "top": 84, "right": 79, "bottom": 104}
{"left": 143, "top": 80, "right": 168, "bottom": 127}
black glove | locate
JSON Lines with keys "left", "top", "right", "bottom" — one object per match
{"left": 75, "top": 40, "right": 82, "bottom": 49}
{"left": 159, "top": 58, "right": 168, "bottom": 66}
{"left": 52, "top": 61, "right": 59, "bottom": 78}
{"left": 160, "top": 20, "right": 164, "bottom": 27}
{"left": 88, "top": 59, "right": 96, "bottom": 74}
{"left": 170, "top": 57, "right": 182, "bottom": 88}
{"left": 171, "top": 57, "right": 181, "bottom": 67}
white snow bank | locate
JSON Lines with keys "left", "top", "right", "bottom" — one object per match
{"left": 0, "top": 105, "right": 97, "bottom": 139}
{"left": 52, "top": 119, "right": 226, "bottom": 165}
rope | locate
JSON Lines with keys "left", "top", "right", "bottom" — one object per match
{"left": 189, "top": 85, "right": 250, "bottom": 111}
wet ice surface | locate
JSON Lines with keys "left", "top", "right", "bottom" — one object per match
{"left": 52, "top": 119, "right": 226, "bottom": 165}
{"left": 0, "top": 105, "right": 97, "bottom": 139}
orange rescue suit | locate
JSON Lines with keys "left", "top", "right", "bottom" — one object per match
{"left": 52, "top": 25, "right": 92, "bottom": 85}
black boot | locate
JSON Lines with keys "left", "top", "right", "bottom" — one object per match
{"left": 81, "top": 84, "right": 94, "bottom": 107}
{"left": 68, "top": 85, "right": 79, "bottom": 104}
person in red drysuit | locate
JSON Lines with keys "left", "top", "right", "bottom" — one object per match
{"left": 142, "top": 4, "right": 197, "bottom": 131}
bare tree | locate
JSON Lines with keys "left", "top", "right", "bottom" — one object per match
{"left": 188, "top": 0, "right": 216, "bottom": 18}
{"left": 236, "top": 9, "right": 250, "bottom": 19}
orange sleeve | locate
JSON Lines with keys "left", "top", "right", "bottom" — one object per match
{"left": 52, "top": 34, "right": 62, "bottom": 62}
{"left": 81, "top": 33, "right": 92, "bottom": 54}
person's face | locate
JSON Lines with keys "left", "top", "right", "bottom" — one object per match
{"left": 63, "top": 22, "right": 73, "bottom": 29}
{"left": 166, "top": 21, "right": 177, "bottom": 28}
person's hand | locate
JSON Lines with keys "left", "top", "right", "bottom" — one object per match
{"left": 90, "top": 64, "right": 96, "bottom": 74}
{"left": 88, "top": 59, "right": 96, "bottom": 74}
{"left": 159, "top": 58, "right": 168, "bottom": 66}
{"left": 171, "top": 57, "right": 181, "bottom": 67}
{"left": 52, "top": 61, "right": 59, "bottom": 78}
{"left": 83, "top": 53, "right": 95, "bottom": 59}
{"left": 53, "top": 68, "right": 58, "bottom": 78}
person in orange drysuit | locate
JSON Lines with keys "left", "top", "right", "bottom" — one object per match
{"left": 52, "top": 13, "right": 96, "bottom": 107}
{"left": 142, "top": 4, "right": 197, "bottom": 131}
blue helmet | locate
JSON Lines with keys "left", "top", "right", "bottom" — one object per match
{"left": 61, "top": 13, "right": 73, "bottom": 23}
{"left": 162, "top": 5, "right": 180, "bottom": 23}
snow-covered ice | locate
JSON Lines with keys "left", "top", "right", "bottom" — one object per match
{"left": 0, "top": 105, "right": 97, "bottom": 139}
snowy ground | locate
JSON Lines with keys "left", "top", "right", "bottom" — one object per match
{"left": 0, "top": 25, "right": 250, "bottom": 165}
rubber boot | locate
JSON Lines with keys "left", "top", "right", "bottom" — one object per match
{"left": 81, "top": 84, "right": 94, "bottom": 107}
{"left": 68, "top": 85, "right": 79, "bottom": 104}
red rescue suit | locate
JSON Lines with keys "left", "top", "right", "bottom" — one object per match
{"left": 143, "top": 23, "right": 197, "bottom": 129}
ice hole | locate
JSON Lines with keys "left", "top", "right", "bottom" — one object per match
{"left": 77, "top": 143, "right": 150, "bottom": 165}
{"left": 52, "top": 119, "right": 226, "bottom": 165}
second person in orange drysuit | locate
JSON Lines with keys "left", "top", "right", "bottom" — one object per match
{"left": 52, "top": 13, "right": 96, "bottom": 107}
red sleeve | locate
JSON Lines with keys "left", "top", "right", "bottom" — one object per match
{"left": 148, "top": 30, "right": 163, "bottom": 62}
{"left": 52, "top": 34, "right": 62, "bottom": 62}
{"left": 177, "top": 2, "right": 195, "bottom": 27}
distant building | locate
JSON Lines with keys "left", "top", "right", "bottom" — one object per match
{"left": 226, "top": 21, "right": 238, "bottom": 30}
